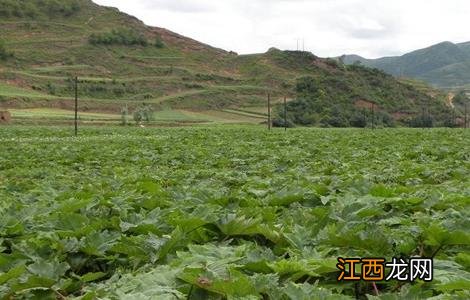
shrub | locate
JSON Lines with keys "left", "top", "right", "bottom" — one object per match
{"left": 408, "top": 114, "right": 434, "bottom": 128}
{"left": 350, "top": 110, "right": 368, "bottom": 128}
{"left": 0, "top": 0, "right": 22, "bottom": 17}
{"left": 90, "top": 28, "right": 148, "bottom": 46}
{"left": 296, "top": 76, "right": 319, "bottom": 96}
{"left": 325, "top": 58, "right": 340, "bottom": 68}
{"left": 133, "top": 104, "right": 155, "bottom": 123}
{"left": 45, "top": 82, "right": 57, "bottom": 95}
{"left": 272, "top": 118, "right": 295, "bottom": 128}
{"left": 0, "top": 40, "right": 13, "bottom": 60}
{"left": 154, "top": 35, "right": 165, "bottom": 48}
{"left": 121, "top": 106, "right": 129, "bottom": 126}
{"left": 378, "top": 111, "right": 395, "bottom": 127}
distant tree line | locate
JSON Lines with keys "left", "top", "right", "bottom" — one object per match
{"left": 89, "top": 28, "right": 165, "bottom": 48}
{"left": 0, "top": 0, "right": 80, "bottom": 18}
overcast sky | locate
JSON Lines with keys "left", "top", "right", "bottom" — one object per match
{"left": 92, "top": 0, "right": 470, "bottom": 58}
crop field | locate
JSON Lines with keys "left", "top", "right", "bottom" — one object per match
{"left": 0, "top": 126, "right": 469, "bottom": 299}
{"left": 9, "top": 109, "right": 120, "bottom": 121}
{"left": 4, "top": 108, "right": 266, "bottom": 125}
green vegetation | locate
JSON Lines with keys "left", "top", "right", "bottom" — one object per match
{"left": 154, "top": 34, "right": 165, "bottom": 48}
{"left": 0, "top": 0, "right": 80, "bottom": 18}
{"left": 132, "top": 103, "right": 154, "bottom": 123}
{"left": 273, "top": 65, "right": 453, "bottom": 127}
{"left": 454, "top": 90, "right": 470, "bottom": 108}
{"left": 0, "top": 83, "right": 50, "bottom": 98}
{"left": 6, "top": 108, "right": 266, "bottom": 125}
{"left": 89, "top": 28, "right": 148, "bottom": 46}
{"left": 0, "top": 126, "right": 468, "bottom": 299}
{"left": 0, "top": 40, "right": 13, "bottom": 60}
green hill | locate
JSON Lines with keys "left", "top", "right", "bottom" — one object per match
{"left": 342, "top": 41, "right": 470, "bottom": 89}
{"left": 0, "top": 0, "right": 451, "bottom": 126}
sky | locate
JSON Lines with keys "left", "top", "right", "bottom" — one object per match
{"left": 92, "top": 0, "right": 470, "bottom": 58}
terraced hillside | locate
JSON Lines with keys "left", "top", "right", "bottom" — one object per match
{"left": 0, "top": 0, "right": 449, "bottom": 125}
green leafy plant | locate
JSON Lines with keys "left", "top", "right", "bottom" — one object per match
{"left": 0, "top": 126, "right": 468, "bottom": 299}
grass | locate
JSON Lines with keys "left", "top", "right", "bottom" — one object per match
{"left": 222, "top": 109, "right": 267, "bottom": 119}
{"left": 0, "top": 83, "right": 51, "bottom": 98}
{"left": 153, "top": 109, "right": 208, "bottom": 122}
{"left": 196, "top": 110, "right": 266, "bottom": 123}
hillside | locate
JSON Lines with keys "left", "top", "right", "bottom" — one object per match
{"left": 0, "top": 0, "right": 449, "bottom": 125}
{"left": 342, "top": 41, "right": 470, "bottom": 89}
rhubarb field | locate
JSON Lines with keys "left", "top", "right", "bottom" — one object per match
{"left": 0, "top": 126, "right": 469, "bottom": 299}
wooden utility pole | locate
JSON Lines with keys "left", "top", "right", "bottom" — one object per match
{"left": 370, "top": 103, "right": 375, "bottom": 129}
{"left": 421, "top": 105, "right": 426, "bottom": 129}
{"left": 452, "top": 109, "right": 456, "bottom": 128}
{"left": 363, "top": 108, "right": 367, "bottom": 127}
{"left": 426, "top": 98, "right": 431, "bottom": 128}
{"left": 284, "top": 96, "right": 287, "bottom": 131}
{"left": 465, "top": 101, "right": 468, "bottom": 128}
{"left": 267, "top": 93, "right": 271, "bottom": 130}
{"left": 74, "top": 76, "right": 78, "bottom": 136}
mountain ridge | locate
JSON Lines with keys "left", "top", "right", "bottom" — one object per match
{"left": 341, "top": 41, "right": 470, "bottom": 89}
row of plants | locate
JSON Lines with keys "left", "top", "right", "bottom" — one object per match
{"left": 0, "top": 127, "right": 468, "bottom": 298}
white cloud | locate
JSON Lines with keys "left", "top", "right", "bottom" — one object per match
{"left": 92, "top": 0, "right": 470, "bottom": 58}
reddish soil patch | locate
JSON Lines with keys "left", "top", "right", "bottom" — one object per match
{"left": 6, "top": 78, "right": 28, "bottom": 88}
{"left": 355, "top": 99, "right": 379, "bottom": 110}
{"left": 150, "top": 27, "right": 227, "bottom": 56}
{"left": 0, "top": 111, "right": 12, "bottom": 123}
